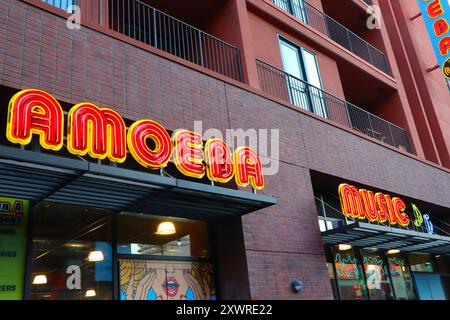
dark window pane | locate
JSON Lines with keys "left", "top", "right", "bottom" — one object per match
{"left": 29, "top": 203, "right": 113, "bottom": 300}
{"left": 409, "top": 253, "right": 435, "bottom": 272}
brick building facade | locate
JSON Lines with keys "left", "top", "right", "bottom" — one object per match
{"left": 0, "top": 0, "right": 449, "bottom": 300}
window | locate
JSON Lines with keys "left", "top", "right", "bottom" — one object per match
{"left": 29, "top": 203, "right": 113, "bottom": 300}
{"left": 409, "top": 253, "right": 436, "bottom": 272}
{"left": 116, "top": 213, "right": 210, "bottom": 258}
{"left": 331, "top": 245, "right": 369, "bottom": 300}
{"left": 386, "top": 253, "right": 416, "bottom": 300}
{"left": 361, "top": 249, "right": 395, "bottom": 300}
{"left": 42, "top": 0, "right": 77, "bottom": 11}
{"left": 273, "top": 0, "right": 308, "bottom": 23}
{"left": 116, "top": 212, "right": 215, "bottom": 300}
{"left": 279, "top": 37, "right": 328, "bottom": 118}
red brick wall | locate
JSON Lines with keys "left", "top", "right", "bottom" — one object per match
{"left": 1, "top": 0, "right": 450, "bottom": 300}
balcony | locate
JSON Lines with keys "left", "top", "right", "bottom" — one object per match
{"left": 40, "top": 0, "right": 243, "bottom": 82}
{"left": 270, "top": 0, "right": 390, "bottom": 75}
{"left": 256, "top": 60, "right": 411, "bottom": 152}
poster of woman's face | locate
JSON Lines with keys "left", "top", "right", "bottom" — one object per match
{"left": 119, "top": 259, "right": 215, "bottom": 300}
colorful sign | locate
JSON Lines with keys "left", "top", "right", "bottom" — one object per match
{"left": 0, "top": 197, "right": 29, "bottom": 300}
{"left": 5, "top": 89, "right": 265, "bottom": 190}
{"left": 338, "top": 183, "right": 433, "bottom": 232}
{"left": 418, "top": 0, "right": 450, "bottom": 79}
{"left": 338, "top": 183, "right": 409, "bottom": 227}
{"left": 119, "top": 259, "right": 215, "bottom": 300}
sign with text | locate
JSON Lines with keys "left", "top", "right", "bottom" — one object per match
{"left": 5, "top": 89, "right": 265, "bottom": 190}
{"left": 418, "top": 0, "right": 450, "bottom": 79}
{"left": 0, "top": 197, "right": 29, "bottom": 300}
{"left": 338, "top": 183, "right": 433, "bottom": 233}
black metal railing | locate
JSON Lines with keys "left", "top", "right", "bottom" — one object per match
{"left": 256, "top": 59, "right": 411, "bottom": 151}
{"left": 107, "top": 0, "right": 243, "bottom": 81}
{"left": 271, "top": 0, "right": 390, "bottom": 74}
{"left": 41, "top": 0, "right": 243, "bottom": 81}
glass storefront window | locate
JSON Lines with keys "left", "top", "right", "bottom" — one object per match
{"left": 29, "top": 203, "right": 113, "bottom": 300}
{"left": 119, "top": 259, "right": 215, "bottom": 300}
{"left": 360, "top": 249, "right": 395, "bottom": 300}
{"left": 331, "top": 245, "right": 369, "bottom": 300}
{"left": 116, "top": 212, "right": 210, "bottom": 258}
{"left": 386, "top": 253, "right": 416, "bottom": 300}
{"left": 116, "top": 212, "right": 215, "bottom": 300}
{"left": 409, "top": 253, "right": 436, "bottom": 272}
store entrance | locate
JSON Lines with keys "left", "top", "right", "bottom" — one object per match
{"left": 413, "top": 273, "right": 446, "bottom": 300}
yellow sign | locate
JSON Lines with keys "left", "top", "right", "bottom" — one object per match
{"left": 0, "top": 197, "right": 29, "bottom": 300}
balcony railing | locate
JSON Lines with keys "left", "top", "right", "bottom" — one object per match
{"left": 256, "top": 59, "right": 411, "bottom": 152}
{"left": 271, "top": 0, "right": 390, "bottom": 75}
{"left": 41, "top": 0, "right": 243, "bottom": 82}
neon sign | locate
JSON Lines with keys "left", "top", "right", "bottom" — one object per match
{"left": 5, "top": 89, "right": 265, "bottom": 190}
{"left": 418, "top": 0, "right": 450, "bottom": 80}
{"left": 338, "top": 183, "right": 435, "bottom": 232}
{"left": 338, "top": 183, "right": 409, "bottom": 227}
{"left": 412, "top": 203, "right": 434, "bottom": 234}
{"left": 334, "top": 253, "right": 360, "bottom": 279}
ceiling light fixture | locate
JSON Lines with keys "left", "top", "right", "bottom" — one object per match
{"left": 32, "top": 274, "right": 47, "bottom": 285}
{"left": 88, "top": 250, "right": 104, "bottom": 262}
{"left": 156, "top": 222, "right": 176, "bottom": 235}
{"left": 338, "top": 244, "right": 352, "bottom": 251}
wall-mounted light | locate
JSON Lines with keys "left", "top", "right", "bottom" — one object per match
{"left": 338, "top": 244, "right": 352, "bottom": 251}
{"left": 32, "top": 274, "right": 47, "bottom": 285}
{"left": 291, "top": 280, "right": 304, "bottom": 293}
{"left": 387, "top": 249, "right": 400, "bottom": 254}
{"left": 85, "top": 289, "right": 96, "bottom": 298}
{"left": 156, "top": 221, "right": 176, "bottom": 235}
{"left": 88, "top": 250, "right": 104, "bottom": 262}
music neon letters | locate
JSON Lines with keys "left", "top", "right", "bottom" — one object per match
{"left": 338, "top": 183, "right": 409, "bottom": 227}
{"left": 5, "top": 89, "right": 265, "bottom": 190}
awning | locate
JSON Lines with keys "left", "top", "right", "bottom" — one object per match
{"left": 0, "top": 145, "right": 276, "bottom": 221}
{"left": 321, "top": 221, "right": 450, "bottom": 254}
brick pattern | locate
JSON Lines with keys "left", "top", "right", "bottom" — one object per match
{"left": 1, "top": 0, "right": 450, "bottom": 300}
{"left": 246, "top": 250, "right": 333, "bottom": 300}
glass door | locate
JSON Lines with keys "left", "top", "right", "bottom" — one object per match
{"left": 279, "top": 38, "right": 328, "bottom": 118}
{"left": 291, "top": 0, "right": 308, "bottom": 23}
{"left": 280, "top": 39, "right": 310, "bottom": 111}
{"left": 301, "top": 49, "right": 328, "bottom": 118}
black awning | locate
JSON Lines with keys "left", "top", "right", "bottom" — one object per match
{"left": 0, "top": 146, "right": 276, "bottom": 221}
{"left": 321, "top": 221, "right": 450, "bottom": 254}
